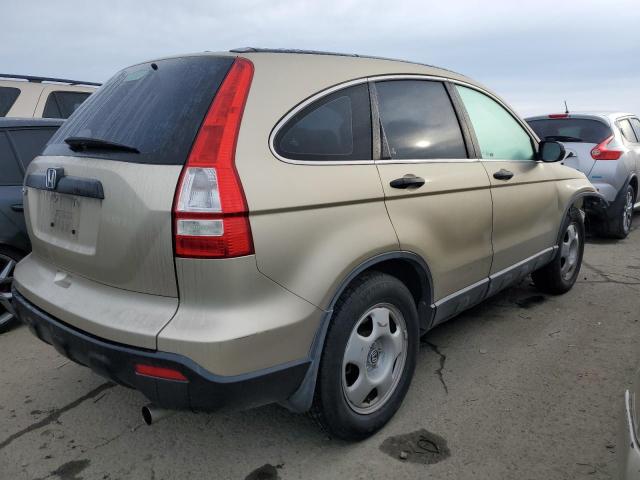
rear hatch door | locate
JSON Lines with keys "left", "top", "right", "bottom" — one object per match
{"left": 19, "top": 55, "right": 234, "bottom": 346}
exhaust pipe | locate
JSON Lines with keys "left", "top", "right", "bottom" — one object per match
{"left": 141, "top": 404, "right": 173, "bottom": 425}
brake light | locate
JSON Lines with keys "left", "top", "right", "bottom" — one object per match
{"left": 591, "top": 135, "right": 623, "bottom": 160}
{"left": 173, "top": 58, "right": 254, "bottom": 258}
{"left": 548, "top": 113, "right": 569, "bottom": 119}
{"left": 135, "top": 364, "right": 188, "bottom": 382}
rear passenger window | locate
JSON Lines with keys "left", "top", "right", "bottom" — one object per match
{"left": 275, "top": 84, "right": 372, "bottom": 161}
{"left": 630, "top": 118, "right": 640, "bottom": 142}
{"left": 0, "top": 87, "right": 20, "bottom": 116}
{"left": 7, "top": 128, "right": 59, "bottom": 169}
{"left": 375, "top": 80, "right": 467, "bottom": 159}
{"left": 0, "top": 132, "right": 23, "bottom": 185}
{"left": 42, "top": 91, "right": 91, "bottom": 119}
{"left": 619, "top": 119, "right": 639, "bottom": 143}
{"left": 456, "top": 85, "right": 535, "bottom": 161}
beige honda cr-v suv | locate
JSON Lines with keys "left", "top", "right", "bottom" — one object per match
{"left": 12, "top": 49, "right": 602, "bottom": 440}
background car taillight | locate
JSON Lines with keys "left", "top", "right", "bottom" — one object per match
{"left": 591, "top": 135, "right": 623, "bottom": 160}
{"left": 173, "top": 57, "right": 254, "bottom": 258}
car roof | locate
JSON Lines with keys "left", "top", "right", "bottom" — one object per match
{"left": 0, "top": 117, "right": 64, "bottom": 128}
{"left": 138, "top": 48, "right": 478, "bottom": 88}
{"left": 229, "top": 47, "right": 465, "bottom": 75}
{"left": 526, "top": 111, "right": 636, "bottom": 123}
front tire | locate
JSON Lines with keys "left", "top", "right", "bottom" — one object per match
{"left": 604, "top": 184, "right": 635, "bottom": 239}
{"left": 532, "top": 207, "right": 584, "bottom": 295}
{"left": 311, "top": 272, "right": 419, "bottom": 440}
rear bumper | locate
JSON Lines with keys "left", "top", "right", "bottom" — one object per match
{"left": 13, "top": 287, "right": 310, "bottom": 412}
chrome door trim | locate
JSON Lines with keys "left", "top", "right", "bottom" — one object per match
{"left": 268, "top": 73, "right": 538, "bottom": 166}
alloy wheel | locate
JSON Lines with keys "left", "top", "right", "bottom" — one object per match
{"left": 623, "top": 189, "right": 634, "bottom": 234}
{"left": 0, "top": 253, "right": 17, "bottom": 327}
{"left": 341, "top": 303, "right": 408, "bottom": 414}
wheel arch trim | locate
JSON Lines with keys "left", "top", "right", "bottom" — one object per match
{"left": 282, "top": 250, "right": 434, "bottom": 413}
{"left": 558, "top": 190, "right": 607, "bottom": 244}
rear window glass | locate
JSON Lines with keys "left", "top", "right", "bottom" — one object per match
{"left": 0, "top": 87, "right": 20, "bottom": 116}
{"left": 630, "top": 118, "right": 640, "bottom": 142}
{"left": 619, "top": 119, "right": 639, "bottom": 143}
{"left": 42, "top": 91, "right": 91, "bottom": 119}
{"left": 275, "top": 84, "right": 372, "bottom": 161}
{"left": 44, "top": 56, "right": 234, "bottom": 165}
{"left": 527, "top": 118, "right": 612, "bottom": 144}
{"left": 7, "top": 127, "right": 60, "bottom": 169}
{"left": 0, "top": 132, "right": 23, "bottom": 185}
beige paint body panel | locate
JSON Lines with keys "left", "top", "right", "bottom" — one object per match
{"left": 25, "top": 156, "right": 181, "bottom": 296}
{"left": 483, "top": 161, "right": 560, "bottom": 273}
{"left": 14, "top": 253, "right": 178, "bottom": 349}
{"left": 377, "top": 162, "right": 493, "bottom": 300}
{"left": 1, "top": 80, "right": 95, "bottom": 118}
{"left": 234, "top": 54, "right": 420, "bottom": 309}
{"left": 158, "top": 256, "right": 323, "bottom": 375}
{"left": 484, "top": 161, "right": 592, "bottom": 273}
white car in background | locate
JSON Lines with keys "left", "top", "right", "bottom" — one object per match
{"left": 0, "top": 74, "right": 98, "bottom": 119}
{"left": 527, "top": 112, "right": 640, "bottom": 238}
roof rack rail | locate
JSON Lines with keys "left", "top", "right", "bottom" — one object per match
{"left": 228, "top": 47, "right": 462, "bottom": 75}
{"left": 0, "top": 74, "right": 101, "bottom": 87}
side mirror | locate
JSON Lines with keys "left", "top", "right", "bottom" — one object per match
{"left": 538, "top": 140, "right": 565, "bottom": 162}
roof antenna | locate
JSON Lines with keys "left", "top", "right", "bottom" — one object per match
{"left": 564, "top": 100, "right": 569, "bottom": 114}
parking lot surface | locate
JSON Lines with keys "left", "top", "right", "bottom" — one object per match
{"left": 1, "top": 217, "right": 639, "bottom": 480}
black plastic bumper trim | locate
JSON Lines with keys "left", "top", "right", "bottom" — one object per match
{"left": 12, "top": 287, "right": 309, "bottom": 412}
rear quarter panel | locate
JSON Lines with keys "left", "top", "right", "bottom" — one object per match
{"left": 235, "top": 54, "right": 422, "bottom": 309}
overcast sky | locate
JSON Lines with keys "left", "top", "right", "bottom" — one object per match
{"left": 2, "top": 0, "right": 639, "bottom": 117}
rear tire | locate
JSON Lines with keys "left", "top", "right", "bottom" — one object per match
{"left": 310, "top": 272, "right": 419, "bottom": 440}
{"left": 0, "top": 246, "right": 23, "bottom": 334}
{"left": 601, "top": 184, "right": 634, "bottom": 239}
{"left": 532, "top": 207, "right": 584, "bottom": 295}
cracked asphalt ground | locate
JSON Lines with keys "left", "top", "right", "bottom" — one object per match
{"left": 2, "top": 215, "right": 640, "bottom": 480}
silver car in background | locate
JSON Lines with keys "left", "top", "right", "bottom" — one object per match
{"left": 527, "top": 112, "right": 640, "bottom": 238}
{"left": 621, "top": 372, "right": 640, "bottom": 479}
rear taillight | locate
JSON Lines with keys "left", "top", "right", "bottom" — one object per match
{"left": 591, "top": 135, "right": 623, "bottom": 161}
{"left": 173, "top": 58, "right": 254, "bottom": 258}
{"left": 548, "top": 113, "right": 569, "bottom": 119}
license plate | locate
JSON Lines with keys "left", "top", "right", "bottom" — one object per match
{"left": 44, "top": 191, "right": 81, "bottom": 236}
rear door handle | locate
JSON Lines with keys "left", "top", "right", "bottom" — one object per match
{"left": 493, "top": 169, "right": 514, "bottom": 181}
{"left": 10, "top": 204, "right": 24, "bottom": 212}
{"left": 390, "top": 175, "right": 426, "bottom": 189}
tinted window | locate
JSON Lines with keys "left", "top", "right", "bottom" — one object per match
{"left": 630, "top": 118, "right": 640, "bottom": 142}
{"left": 275, "top": 84, "right": 371, "bottom": 161}
{"left": 375, "top": 80, "right": 466, "bottom": 159}
{"left": 619, "top": 119, "right": 638, "bottom": 143}
{"left": 0, "top": 132, "right": 23, "bottom": 185}
{"left": 527, "top": 118, "right": 612, "bottom": 144}
{"left": 43, "top": 91, "right": 91, "bottom": 119}
{"left": 45, "top": 56, "right": 234, "bottom": 165}
{"left": 7, "top": 127, "right": 60, "bottom": 169}
{"left": 0, "top": 87, "right": 20, "bottom": 116}
{"left": 456, "top": 86, "right": 535, "bottom": 161}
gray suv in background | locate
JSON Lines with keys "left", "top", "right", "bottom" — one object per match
{"left": 527, "top": 112, "right": 640, "bottom": 238}
{"left": 0, "top": 118, "right": 63, "bottom": 332}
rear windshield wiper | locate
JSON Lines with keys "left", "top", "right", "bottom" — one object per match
{"left": 544, "top": 135, "right": 583, "bottom": 143}
{"left": 64, "top": 136, "right": 140, "bottom": 154}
